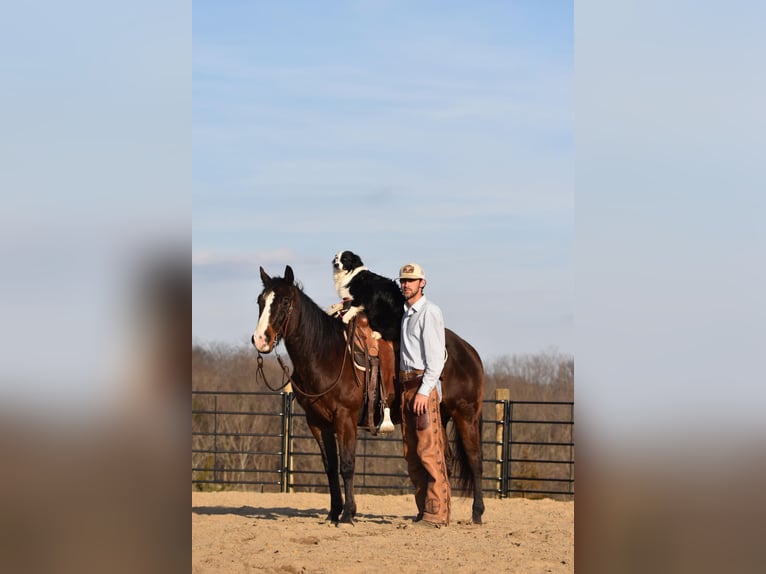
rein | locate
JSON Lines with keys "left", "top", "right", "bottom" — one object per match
{"left": 255, "top": 350, "right": 294, "bottom": 392}
{"left": 255, "top": 290, "right": 350, "bottom": 398}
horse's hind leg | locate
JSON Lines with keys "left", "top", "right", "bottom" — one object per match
{"left": 310, "top": 424, "right": 343, "bottom": 522}
{"left": 453, "top": 413, "right": 486, "bottom": 524}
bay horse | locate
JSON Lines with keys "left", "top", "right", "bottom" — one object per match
{"left": 251, "top": 265, "right": 485, "bottom": 524}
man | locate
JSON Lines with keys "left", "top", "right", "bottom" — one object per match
{"left": 397, "top": 262, "right": 450, "bottom": 528}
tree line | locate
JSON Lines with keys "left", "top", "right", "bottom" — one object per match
{"left": 192, "top": 342, "right": 574, "bottom": 498}
{"left": 193, "top": 341, "right": 573, "bottom": 399}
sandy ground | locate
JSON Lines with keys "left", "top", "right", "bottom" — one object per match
{"left": 192, "top": 491, "right": 573, "bottom": 573}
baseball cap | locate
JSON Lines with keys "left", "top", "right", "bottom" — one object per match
{"left": 399, "top": 263, "right": 425, "bottom": 280}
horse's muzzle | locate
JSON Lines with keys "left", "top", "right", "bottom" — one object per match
{"left": 251, "top": 332, "right": 273, "bottom": 353}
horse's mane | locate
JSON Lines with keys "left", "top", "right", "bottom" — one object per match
{"left": 279, "top": 279, "right": 346, "bottom": 355}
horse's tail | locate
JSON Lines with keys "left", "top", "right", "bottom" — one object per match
{"left": 447, "top": 412, "right": 483, "bottom": 494}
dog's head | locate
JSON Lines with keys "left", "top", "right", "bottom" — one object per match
{"left": 332, "top": 250, "right": 364, "bottom": 274}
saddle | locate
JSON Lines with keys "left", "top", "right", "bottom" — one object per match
{"left": 347, "top": 313, "right": 399, "bottom": 435}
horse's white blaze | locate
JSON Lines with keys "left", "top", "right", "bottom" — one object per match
{"left": 253, "top": 291, "right": 275, "bottom": 352}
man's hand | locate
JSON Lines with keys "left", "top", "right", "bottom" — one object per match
{"left": 412, "top": 393, "right": 429, "bottom": 415}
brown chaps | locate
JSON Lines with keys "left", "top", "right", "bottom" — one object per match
{"left": 400, "top": 383, "right": 451, "bottom": 525}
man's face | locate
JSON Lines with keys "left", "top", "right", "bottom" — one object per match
{"left": 400, "top": 278, "right": 423, "bottom": 301}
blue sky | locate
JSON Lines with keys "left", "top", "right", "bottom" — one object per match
{"left": 192, "top": 1, "right": 574, "bottom": 363}
{"left": 0, "top": 0, "right": 760, "bottom": 459}
{"left": 1, "top": 1, "right": 189, "bottom": 409}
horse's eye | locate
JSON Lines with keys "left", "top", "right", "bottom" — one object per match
{"left": 281, "top": 298, "right": 290, "bottom": 307}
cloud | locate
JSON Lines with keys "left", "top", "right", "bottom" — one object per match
{"left": 192, "top": 249, "right": 302, "bottom": 281}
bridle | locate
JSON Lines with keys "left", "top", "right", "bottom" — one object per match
{"left": 255, "top": 288, "right": 349, "bottom": 398}
{"left": 256, "top": 290, "right": 295, "bottom": 392}
{"left": 272, "top": 294, "right": 294, "bottom": 347}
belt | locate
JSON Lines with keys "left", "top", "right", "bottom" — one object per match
{"left": 400, "top": 368, "right": 424, "bottom": 380}
{"left": 399, "top": 369, "right": 424, "bottom": 391}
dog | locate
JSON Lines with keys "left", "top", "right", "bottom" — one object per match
{"left": 330, "top": 250, "right": 404, "bottom": 342}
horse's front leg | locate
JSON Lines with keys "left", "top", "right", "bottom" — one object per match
{"left": 309, "top": 422, "right": 343, "bottom": 522}
{"left": 336, "top": 415, "right": 358, "bottom": 523}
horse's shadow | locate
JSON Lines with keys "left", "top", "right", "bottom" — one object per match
{"left": 192, "top": 505, "right": 398, "bottom": 524}
{"left": 192, "top": 505, "right": 323, "bottom": 520}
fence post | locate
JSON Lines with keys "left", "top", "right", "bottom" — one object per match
{"left": 213, "top": 395, "right": 219, "bottom": 483}
{"left": 495, "top": 389, "right": 510, "bottom": 497}
{"left": 569, "top": 402, "right": 575, "bottom": 496}
{"left": 280, "top": 392, "right": 291, "bottom": 493}
{"left": 504, "top": 400, "right": 514, "bottom": 497}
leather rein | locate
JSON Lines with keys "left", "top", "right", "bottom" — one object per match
{"left": 255, "top": 291, "right": 349, "bottom": 398}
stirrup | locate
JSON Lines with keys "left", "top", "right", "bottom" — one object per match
{"left": 377, "top": 407, "right": 394, "bottom": 434}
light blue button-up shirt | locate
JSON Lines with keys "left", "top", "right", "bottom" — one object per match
{"left": 400, "top": 296, "right": 446, "bottom": 400}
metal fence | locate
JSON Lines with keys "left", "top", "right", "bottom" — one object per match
{"left": 192, "top": 390, "right": 574, "bottom": 500}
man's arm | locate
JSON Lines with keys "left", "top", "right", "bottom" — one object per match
{"left": 413, "top": 305, "right": 446, "bottom": 413}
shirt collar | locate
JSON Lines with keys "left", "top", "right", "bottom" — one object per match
{"left": 405, "top": 296, "right": 428, "bottom": 314}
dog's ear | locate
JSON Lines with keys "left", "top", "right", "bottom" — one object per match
{"left": 350, "top": 252, "right": 363, "bottom": 268}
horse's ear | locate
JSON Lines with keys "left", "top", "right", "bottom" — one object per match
{"left": 259, "top": 266, "right": 272, "bottom": 287}
{"left": 284, "top": 265, "right": 294, "bottom": 284}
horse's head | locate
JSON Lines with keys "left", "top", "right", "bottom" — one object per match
{"left": 251, "top": 265, "right": 296, "bottom": 353}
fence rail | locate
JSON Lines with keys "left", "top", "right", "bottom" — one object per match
{"left": 192, "top": 390, "right": 574, "bottom": 500}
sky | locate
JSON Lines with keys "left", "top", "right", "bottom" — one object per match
{"left": 192, "top": 1, "right": 574, "bottom": 364}
{"left": 1, "top": 7, "right": 764, "bottom": 563}
{"left": 1, "top": 0, "right": 758, "bottom": 443}
{"left": 1, "top": 1, "right": 189, "bottom": 409}
{"left": 1, "top": 6, "right": 764, "bottom": 568}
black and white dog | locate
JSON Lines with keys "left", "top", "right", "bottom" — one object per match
{"left": 331, "top": 250, "right": 405, "bottom": 342}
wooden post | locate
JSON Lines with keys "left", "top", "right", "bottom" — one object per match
{"left": 495, "top": 388, "right": 510, "bottom": 495}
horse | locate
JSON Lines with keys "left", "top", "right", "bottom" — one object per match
{"left": 251, "top": 265, "right": 486, "bottom": 524}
